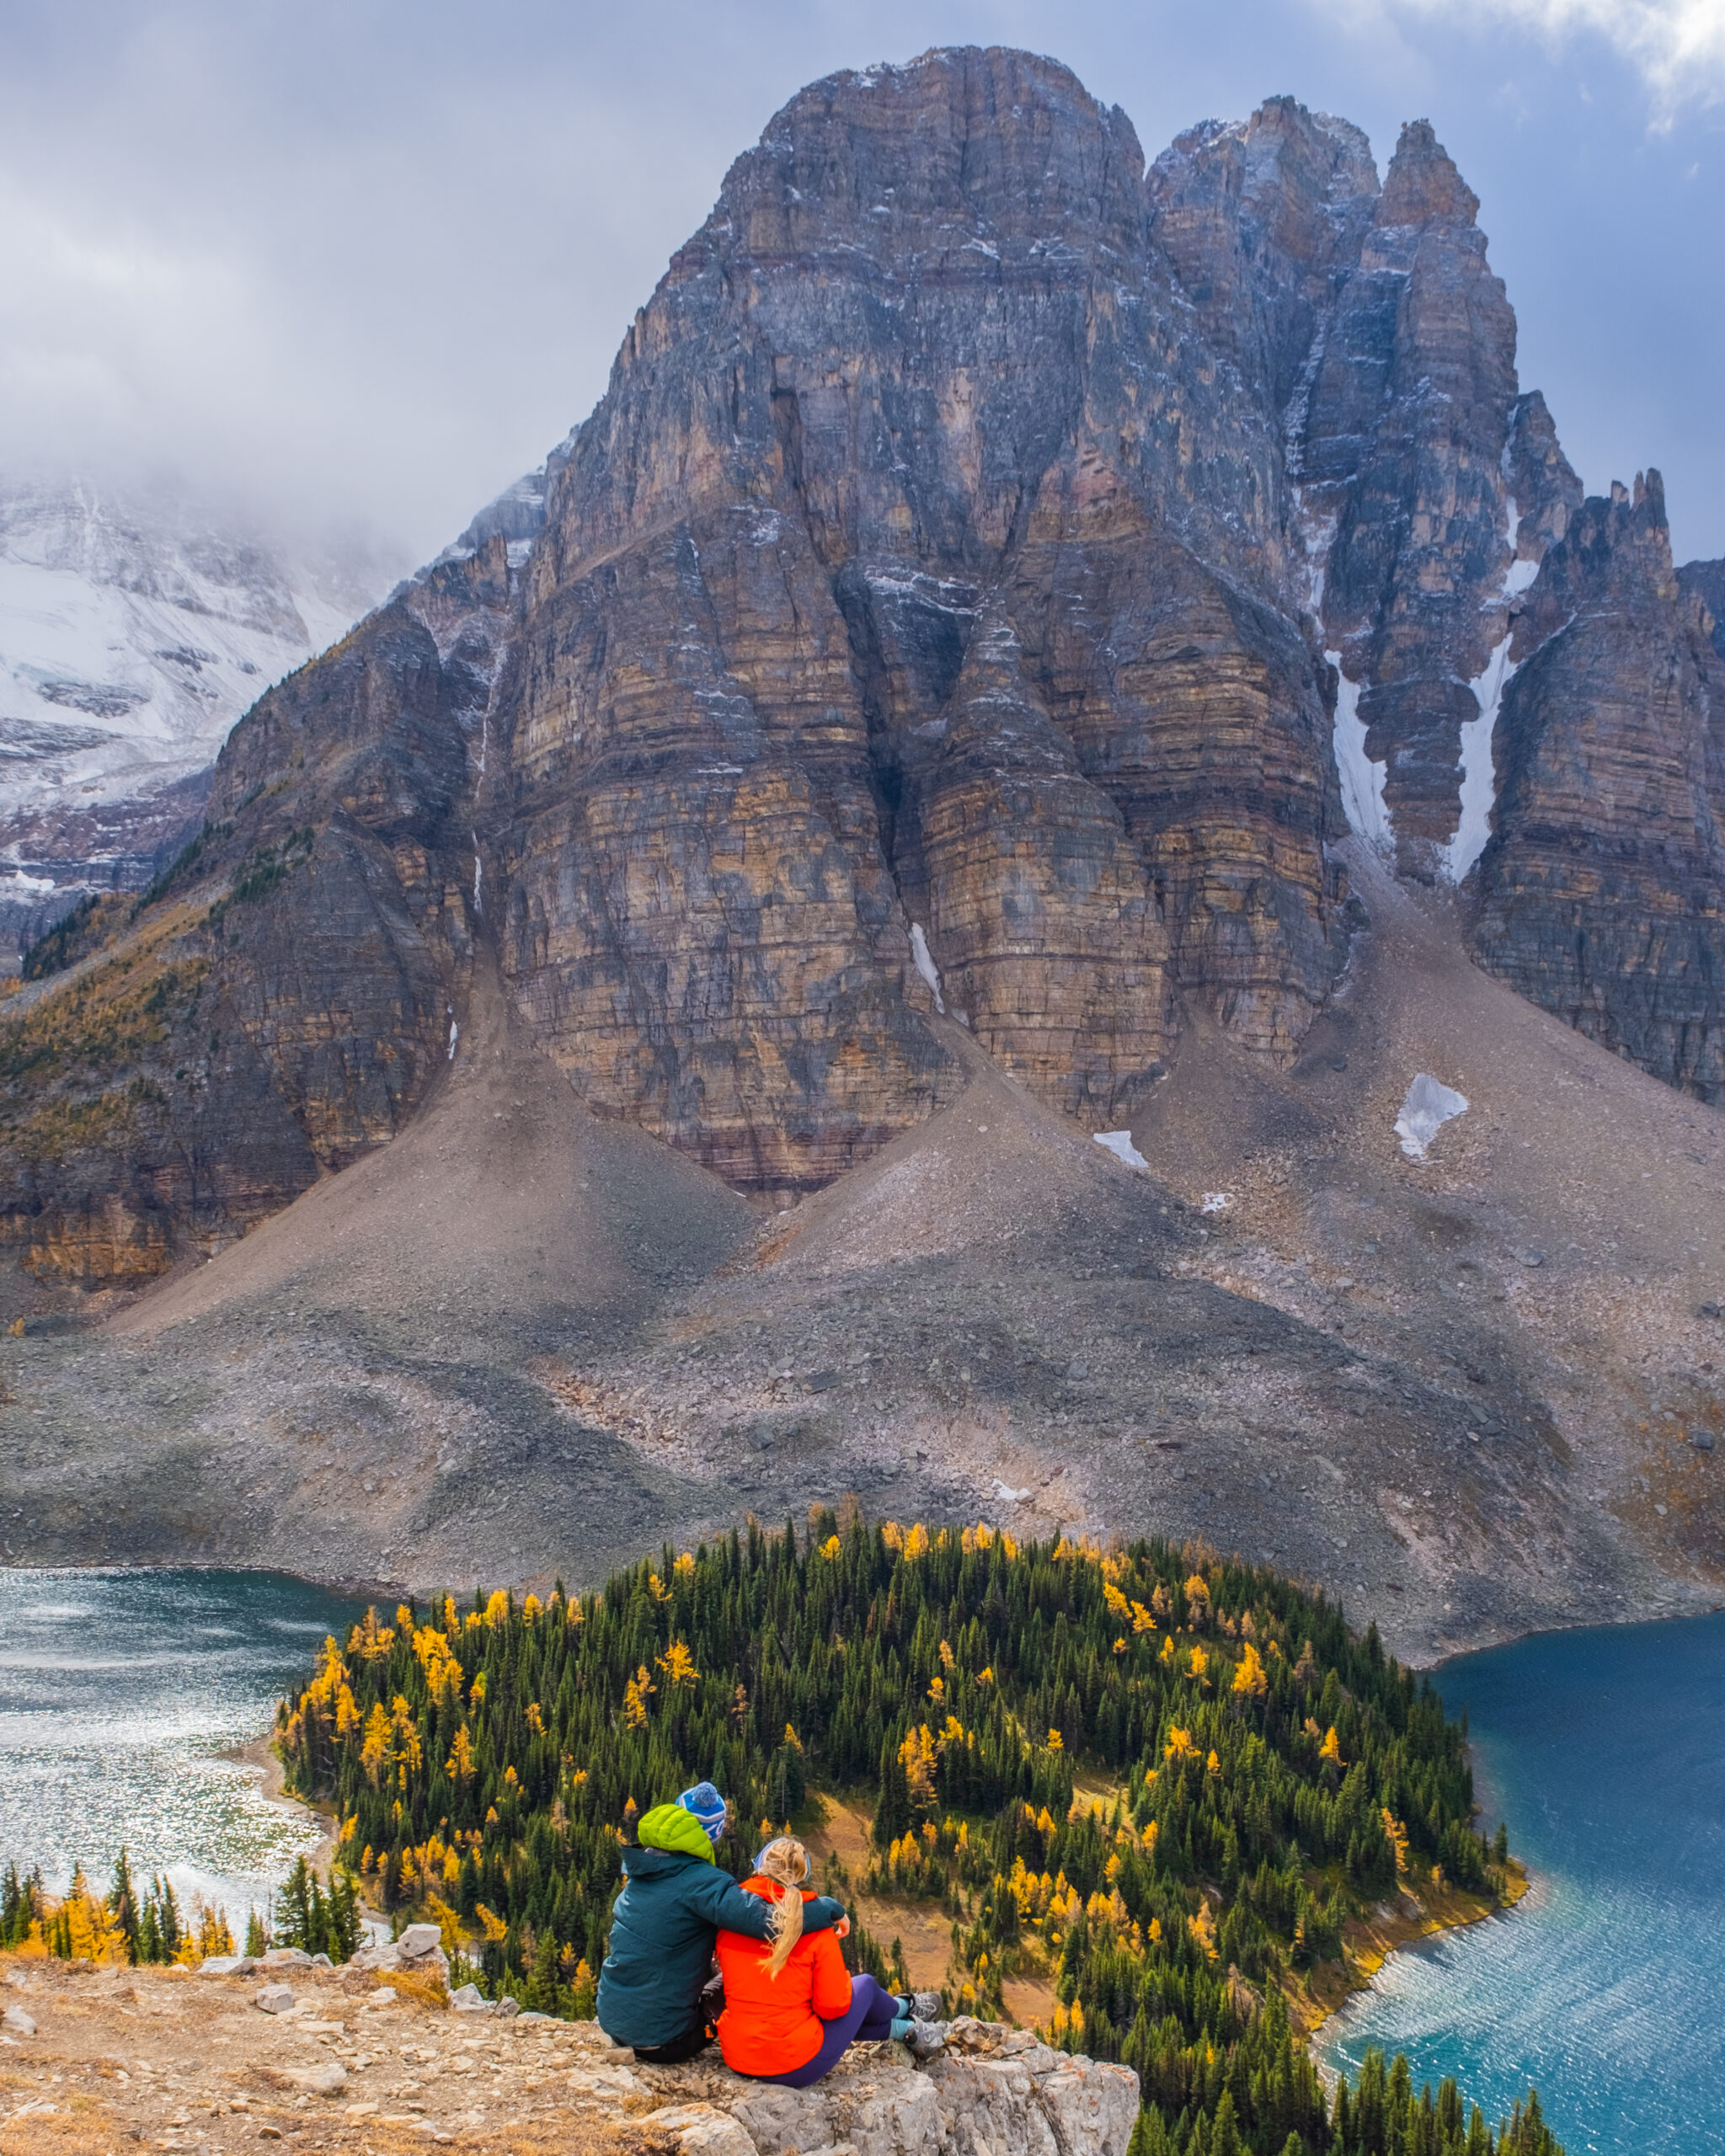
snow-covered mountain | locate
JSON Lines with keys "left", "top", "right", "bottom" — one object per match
{"left": 0, "top": 481, "right": 397, "bottom": 969}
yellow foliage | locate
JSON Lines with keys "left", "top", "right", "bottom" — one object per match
{"left": 485, "top": 1590, "right": 510, "bottom": 1629}
{"left": 1165, "top": 1726, "right": 1199, "bottom": 1762}
{"left": 425, "top": 1892, "right": 465, "bottom": 1955}
{"left": 526, "top": 1700, "right": 546, "bottom": 1735}
{"left": 350, "top": 1609, "right": 396, "bottom": 1662}
{"left": 1045, "top": 1726, "right": 1064, "bottom": 1752}
{"left": 900, "top": 1723, "right": 938, "bottom": 1810}
{"left": 656, "top": 1639, "right": 699, "bottom": 1689}
{"left": 674, "top": 1551, "right": 696, "bottom": 1577}
{"left": 1130, "top": 1600, "right": 1158, "bottom": 1634}
{"left": 1188, "top": 1900, "right": 1219, "bottom": 1960}
{"left": 623, "top": 1664, "right": 654, "bottom": 1728}
{"left": 1187, "top": 1646, "right": 1210, "bottom": 1684}
{"left": 1382, "top": 1807, "right": 1411, "bottom": 1874}
{"left": 1319, "top": 1725, "right": 1344, "bottom": 1767}
{"left": 360, "top": 1701, "right": 393, "bottom": 1787}
{"left": 1103, "top": 1582, "right": 1132, "bottom": 1621}
{"left": 1231, "top": 1641, "right": 1268, "bottom": 1698}
{"left": 446, "top": 1726, "right": 476, "bottom": 1782}
{"left": 819, "top": 1534, "right": 843, "bottom": 1559}
{"left": 1206, "top": 1749, "right": 1222, "bottom": 1775}
{"left": 475, "top": 1902, "right": 510, "bottom": 1943}
{"left": 903, "top": 1523, "right": 930, "bottom": 1559}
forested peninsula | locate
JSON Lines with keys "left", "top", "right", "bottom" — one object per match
{"left": 266, "top": 1518, "right": 1560, "bottom": 2156}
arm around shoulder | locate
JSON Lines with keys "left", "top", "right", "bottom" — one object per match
{"left": 695, "top": 1870, "right": 774, "bottom": 1939}
{"left": 802, "top": 1894, "right": 846, "bottom": 1934}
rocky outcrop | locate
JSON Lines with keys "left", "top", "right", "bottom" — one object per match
{"left": 1473, "top": 472, "right": 1725, "bottom": 1099}
{"left": 1295, "top": 123, "right": 1523, "bottom": 872}
{"left": 634, "top": 2017, "right": 1139, "bottom": 2156}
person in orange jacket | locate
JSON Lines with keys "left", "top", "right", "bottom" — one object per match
{"left": 714, "top": 1836, "right": 948, "bottom": 2089}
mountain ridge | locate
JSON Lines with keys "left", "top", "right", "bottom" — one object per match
{"left": 0, "top": 46, "right": 1721, "bottom": 1656}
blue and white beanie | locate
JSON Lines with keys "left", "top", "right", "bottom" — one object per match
{"left": 677, "top": 1781, "right": 729, "bottom": 1844}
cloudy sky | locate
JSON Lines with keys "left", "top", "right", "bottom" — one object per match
{"left": 3, "top": 0, "right": 1721, "bottom": 567}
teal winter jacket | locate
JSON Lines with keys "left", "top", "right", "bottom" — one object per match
{"left": 595, "top": 1803, "right": 843, "bottom": 2050}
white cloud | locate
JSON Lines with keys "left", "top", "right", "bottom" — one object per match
{"left": 1383, "top": 0, "right": 1725, "bottom": 116}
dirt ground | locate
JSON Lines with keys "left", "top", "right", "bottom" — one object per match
{"left": 0, "top": 1956, "right": 673, "bottom": 2156}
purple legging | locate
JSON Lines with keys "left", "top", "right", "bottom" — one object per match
{"left": 752, "top": 1972, "right": 902, "bottom": 2089}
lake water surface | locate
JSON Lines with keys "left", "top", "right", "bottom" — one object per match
{"left": 1320, "top": 1609, "right": 1725, "bottom": 2156}
{"left": 0, "top": 1567, "right": 363, "bottom": 1929}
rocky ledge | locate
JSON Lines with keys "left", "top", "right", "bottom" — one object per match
{"left": 0, "top": 1954, "right": 1138, "bottom": 2156}
{"left": 632, "top": 2015, "right": 1139, "bottom": 2156}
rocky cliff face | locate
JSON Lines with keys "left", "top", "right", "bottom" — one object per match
{"left": 498, "top": 47, "right": 1348, "bottom": 1183}
{"left": 0, "top": 45, "right": 1717, "bottom": 1284}
{"left": 1473, "top": 473, "right": 1725, "bottom": 1099}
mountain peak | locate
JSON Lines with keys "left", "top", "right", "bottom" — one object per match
{"left": 1379, "top": 117, "right": 1480, "bottom": 226}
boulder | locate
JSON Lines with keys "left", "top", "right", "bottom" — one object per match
{"left": 450, "top": 1984, "right": 494, "bottom": 2015}
{"left": 254, "top": 1986, "right": 295, "bottom": 2015}
{"left": 650, "top": 2106, "right": 760, "bottom": 2156}
{"left": 630, "top": 2018, "right": 1138, "bottom": 2156}
{"left": 262, "top": 1948, "right": 312, "bottom": 1969}
{"left": 2, "top": 2006, "right": 36, "bottom": 2036}
{"left": 197, "top": 1956, "right": 255, "bottom": 1978}
{"left": 394, "top": 1924, "right": 443, "bottom": 1961}
{"left": 261, "top": 2062, "right": 348, "bottom": 2098}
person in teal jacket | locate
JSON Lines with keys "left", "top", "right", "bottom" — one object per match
{"left": 596, "top": 1782, "right": 848, "bottom": 2062}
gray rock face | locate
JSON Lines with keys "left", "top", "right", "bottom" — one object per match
{"left": 1678, "top": 555, "right": 1725, "bottom": 665}
{"left": 1473, "top": 472, "right": 1725, "bottom": 1100}
{"left": 638, "top": 2018, "right": 1138, "bottom": 2156}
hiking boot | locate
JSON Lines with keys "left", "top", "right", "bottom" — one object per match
{"left": 910, "top": 1990, "right": 943, "bottom": 2020}
{"left": 904, "top": 2020, "right": 950, "bottom": 2060}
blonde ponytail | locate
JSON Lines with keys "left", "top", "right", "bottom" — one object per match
{"left": 756, "top": 1836, "right": 809, "bottom": 1980}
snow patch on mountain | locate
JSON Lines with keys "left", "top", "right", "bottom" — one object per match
{"left": 0, "top": 482, "right": 396, "bottom": 963}
{"left": 1327, "top": 651, "right": 1391, "bottom": 851}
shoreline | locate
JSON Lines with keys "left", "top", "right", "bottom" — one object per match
{"left": 220, "top": 1727, "right": 340, "bottom": 1881}
{"left": 1292, "top": 1859, "right": 1532, "bottom": 2053}
{"left": 2, "top": 1556, "right": 1721, "bottom": 1671}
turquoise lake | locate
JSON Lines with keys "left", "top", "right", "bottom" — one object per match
{"left": 1320, "top": 1608, "right": 1725, "bottom": 2156}
{"left": 0, "top": 1567, "right": 363, "bottom": 1929}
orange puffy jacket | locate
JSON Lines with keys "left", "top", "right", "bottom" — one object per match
{"left": 715, "top": 1876, "right": 853, "bottom": 2076}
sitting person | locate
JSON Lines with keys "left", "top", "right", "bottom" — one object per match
{"left": 716, "top": 1835, "right": 948, "bottom": 2088}
{"left": 596, "top": 1784, "right": 848, "bottom": 2063}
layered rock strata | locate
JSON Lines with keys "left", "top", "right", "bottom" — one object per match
{"left": 1473, "top": 472, "right": 1725, "bottom": 1099}
{"left": 498, "top": 46, "right": 1352, "bottom": 1179}
{"left": 3, "top": 46, "right": 1719, "bottom": 1283}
